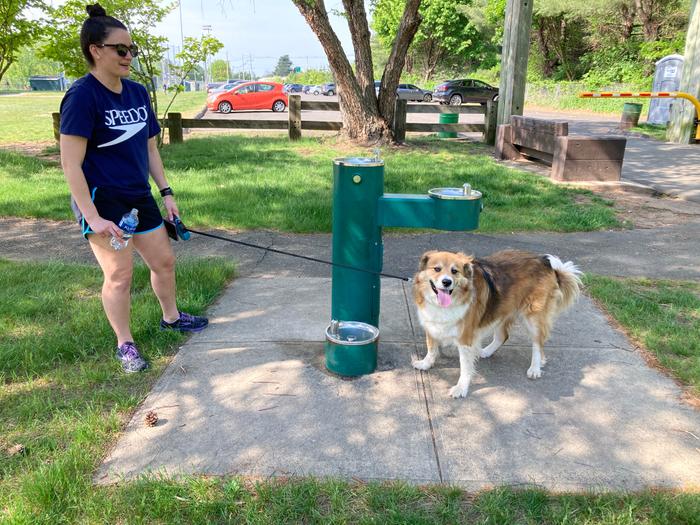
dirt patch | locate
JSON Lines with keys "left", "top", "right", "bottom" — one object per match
{"left": 1, "top": 141, "right": 60, "bottom": 163}
{"left": 589, "top": 188, "right": 700, "bottom": 229}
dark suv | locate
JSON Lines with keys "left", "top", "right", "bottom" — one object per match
{"left": 433, "top": 79, "right": 499, "bottom": 105}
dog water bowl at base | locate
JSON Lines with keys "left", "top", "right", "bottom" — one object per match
{"left": 325, "top": 320, "right": 380, "bottom": 377}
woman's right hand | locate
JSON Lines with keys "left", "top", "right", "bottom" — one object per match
{"left": 87, "top": 216, "right": 122, "bottom": 238}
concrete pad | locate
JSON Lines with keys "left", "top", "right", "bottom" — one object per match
{"left": 97, "top": 277, "right": 700, "bottom": 491}
{"left": 415, "top": 297, "right": 700, "bottom": 491}
{"left": 96, "top": 341, "right": 439, "bottom": 484}
{"left": 193, "top": 277, "right": 414, "bottom": 344}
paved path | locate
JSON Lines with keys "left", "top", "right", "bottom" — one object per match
{"left": 94, "top": 275, "right": 700, "bottom": 490}
{"left": 4, "top": 217, "right": 700, "bottom": 281}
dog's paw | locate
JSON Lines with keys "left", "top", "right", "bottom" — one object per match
{"left": 412, "top": 358, "right": 433, "bottom": 371}
{"left": 479, "top": 347, "right": 494, "bottom": 359}
{"left": 449, "top": 383, "right": 470, "bottom": 398}
{"left": 527, "top": 366, "right": 542, "bottom": 379}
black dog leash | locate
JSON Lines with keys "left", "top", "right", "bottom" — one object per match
{"left": 175, "top": 221, "right": 412, "bottom": 283}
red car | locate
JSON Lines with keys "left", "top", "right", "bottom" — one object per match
{"left": 206, "top": 81, "right": 288, "bottom": 113}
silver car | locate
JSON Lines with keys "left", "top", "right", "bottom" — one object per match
{"left": 397, "top": 83, "right": 432, "bottom": 102}
{"left": 375, "top": 81, "right": 433, "bottom": 102}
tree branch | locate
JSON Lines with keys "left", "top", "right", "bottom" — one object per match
{"left": 378, "top": 0, "right": 422, "bottom": 127}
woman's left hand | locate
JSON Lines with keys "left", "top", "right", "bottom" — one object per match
{"left": 163, "top": 195, "right": 180, "bottom": 221}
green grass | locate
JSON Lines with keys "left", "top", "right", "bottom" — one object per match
{"left": 585, "top": 275, "right": 700, "bottom": 397}
{"left": 631, "top": 123, "right": 668, "bottom": 141}
{"left": 0, "top": 257, "right": 235, "bottom": 521}
{"left": 3, "top": 263, "right": 700, "bottom": 523}
{"left": 525, "top": 82, "right": 652, "bottom": 116}
{"left": 0, "top": 135, "right": 621, "bottom": 233}
{"left": 0, "top": 91, "right": 206, "bottom": 144}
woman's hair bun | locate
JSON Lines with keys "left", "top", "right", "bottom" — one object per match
{"left": 86, "top": 3, "right": 107, "bottom": 17}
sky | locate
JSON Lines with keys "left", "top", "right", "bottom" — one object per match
{"left": 154, "top": 0, "right": 357, "bottom": 76}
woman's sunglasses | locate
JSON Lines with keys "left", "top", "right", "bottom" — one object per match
{"left": 97, "top": 43, "right": 139, "bottom": 58}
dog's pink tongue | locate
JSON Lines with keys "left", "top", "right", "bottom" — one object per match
{"left": 437, "top": 289, "right": 452, "bottom": 307}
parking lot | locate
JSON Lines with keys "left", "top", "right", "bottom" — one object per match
{"left": 202, "top": 93, "right": 488, "bottom": 127}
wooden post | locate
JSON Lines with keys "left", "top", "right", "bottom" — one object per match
{"left": 484, "top": 100, "right": 498, "bottom": 145}
{"left": 167, "top": 112, "right": 183, "bottom": 144}
{"left": 52, "top": 112, "right": 61, "bottom": 142}
{"left": 393, "top": 98, "right": 407, "bottom": 143}
{"left": 496, "top": 0, "right": 534, "bottom": 128}
{"left": 668, "top": 0, "right": 699, "bottom": 144}
{"left": 289, "top": 94, "right": 302, "bottom": 140}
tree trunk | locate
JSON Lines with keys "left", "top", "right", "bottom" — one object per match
{"left": 422, "top": 38, "right": 442, "bottom": 82}
{"left": 534, "top": 17, "right": 563, "bottom": 78}
{"left": 293, "top": 0, "right": 422, "bottom": 144}
{"left": 377, "top": 0, "right": 422, "bottom": 132}
{"left": 619, "top": 3, "right": 636, "bottom": 40}
{"left": 635, "top": 0, "right": 663, "bottom": 41}
{"left": 293, "top": 0, "right": 387, "bottom": 142}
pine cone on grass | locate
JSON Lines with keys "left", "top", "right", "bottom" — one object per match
{"left": 145, "top": 410, "right": 158, "bottom": 427}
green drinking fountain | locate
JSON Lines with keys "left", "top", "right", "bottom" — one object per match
{"left": 324, "top": 155, "right": 483, "bottom": 377}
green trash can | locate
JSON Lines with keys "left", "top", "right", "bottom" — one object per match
{"left": 620, "top": 102, "right": 643, "bottom": 129}
{"left": 438, "top": 111, "right": 459, "bottom": 138}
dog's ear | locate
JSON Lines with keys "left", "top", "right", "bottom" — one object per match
{"left": 463, "top": 262, "right": 473, "bottom": 280}
{"left": 419, "top": 251, "right": 437, "bottom": 271}
{"left": 461, "top": 255, "right": 474, "bottom": 280}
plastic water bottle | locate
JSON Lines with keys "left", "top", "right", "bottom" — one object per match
{"left": 110, "top": 208, "right": 139, "bottom": 251}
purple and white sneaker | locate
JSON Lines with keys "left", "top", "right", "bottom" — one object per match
{"left": 116, "top": 342, "right": 149, "bottom": 373}
{"left": 160, "top": 311, "right": 209, "bottom": 333}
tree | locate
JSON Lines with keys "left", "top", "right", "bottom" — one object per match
{"left": 5, "top": 43, "right": 61, "bottom": 87}
{"left": 292, "top": 0, "right": 422, "bottom": 143}
{"left": 274, "top": 54, "right": 293, "bottom": 76}
{"left": 0, "top": 0, "right": 45, "bottom": 84}
{"left": 41, "top": 0, "right": 172, "bottom": 120}
{"left": 373, "top": 0, "right": 490, "bottom": 82}
{"left": 210, "top": 58, "right": 229, "bottom": 81}
{"left": 160, "top": 35, "right": 223, "bottom": 143}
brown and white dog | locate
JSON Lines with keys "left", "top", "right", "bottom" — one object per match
{"left": 412, "top": 250, "right": 582, "bottom": 398}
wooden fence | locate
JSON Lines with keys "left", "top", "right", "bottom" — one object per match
{"left": 52, "top": 94, "right": 498, "bottom": 145}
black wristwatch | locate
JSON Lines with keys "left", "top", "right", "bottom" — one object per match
{"left": 160, "top": 186, "right": 174, "bottom": 197}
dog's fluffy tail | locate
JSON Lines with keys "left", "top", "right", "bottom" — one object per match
{"left": 545, "top": 254, "right": 583, "bottom": 311}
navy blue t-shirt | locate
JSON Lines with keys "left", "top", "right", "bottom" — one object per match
{"left": 60, "top": 74, "right": 161, "bottom": 197}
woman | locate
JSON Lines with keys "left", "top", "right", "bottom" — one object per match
{"left": 60, "top": 3, "right": 207, "bottom": 373}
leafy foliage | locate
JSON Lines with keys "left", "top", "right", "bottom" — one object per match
{"left": 210, "top": 58, "right": 229, "bottom": 81}
{"left": 3, "top": 43, "right": 61, "bottom": 88}
{"left": 0, "top": 0, "right": 45, "bottom": 84}
{"left": 159, "top": 35, "right": 223, "bottom": 141}
{"left": 372, "top": 0, "right": 492, "bottom": 81}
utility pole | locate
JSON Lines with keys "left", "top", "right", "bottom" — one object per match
{"left": 177, "top": 0, "right": 185, "bottom": 60}
{"left": 202, "top": 24, "right": 212, "bottom": 85}
{"left": 668, "top": 0, "right": 699, "bottom": 144}
{"left": 496, "top": 0, "right": 534, "bottom": 127}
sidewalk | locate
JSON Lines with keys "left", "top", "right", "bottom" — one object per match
{"left": 82, "top": 220, "right": 700, "bottom": 490}
{"left": 95, "top": 273, "right": 700, "bottom": 490}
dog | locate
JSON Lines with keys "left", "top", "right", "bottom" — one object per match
{"left": 412, "top": 249, "right": 582, "bottom": 398}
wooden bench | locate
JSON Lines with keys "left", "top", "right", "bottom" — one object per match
{"left": 495, "top": 116, "right": 627, "bottom": 182}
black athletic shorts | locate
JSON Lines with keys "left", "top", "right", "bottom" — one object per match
{"left": 71, "top": 187, "right": 164, "bottom": 239}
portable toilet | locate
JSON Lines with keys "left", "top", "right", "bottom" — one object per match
{"left": 647, "top": 54, "right": 684, "bottom": 125}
